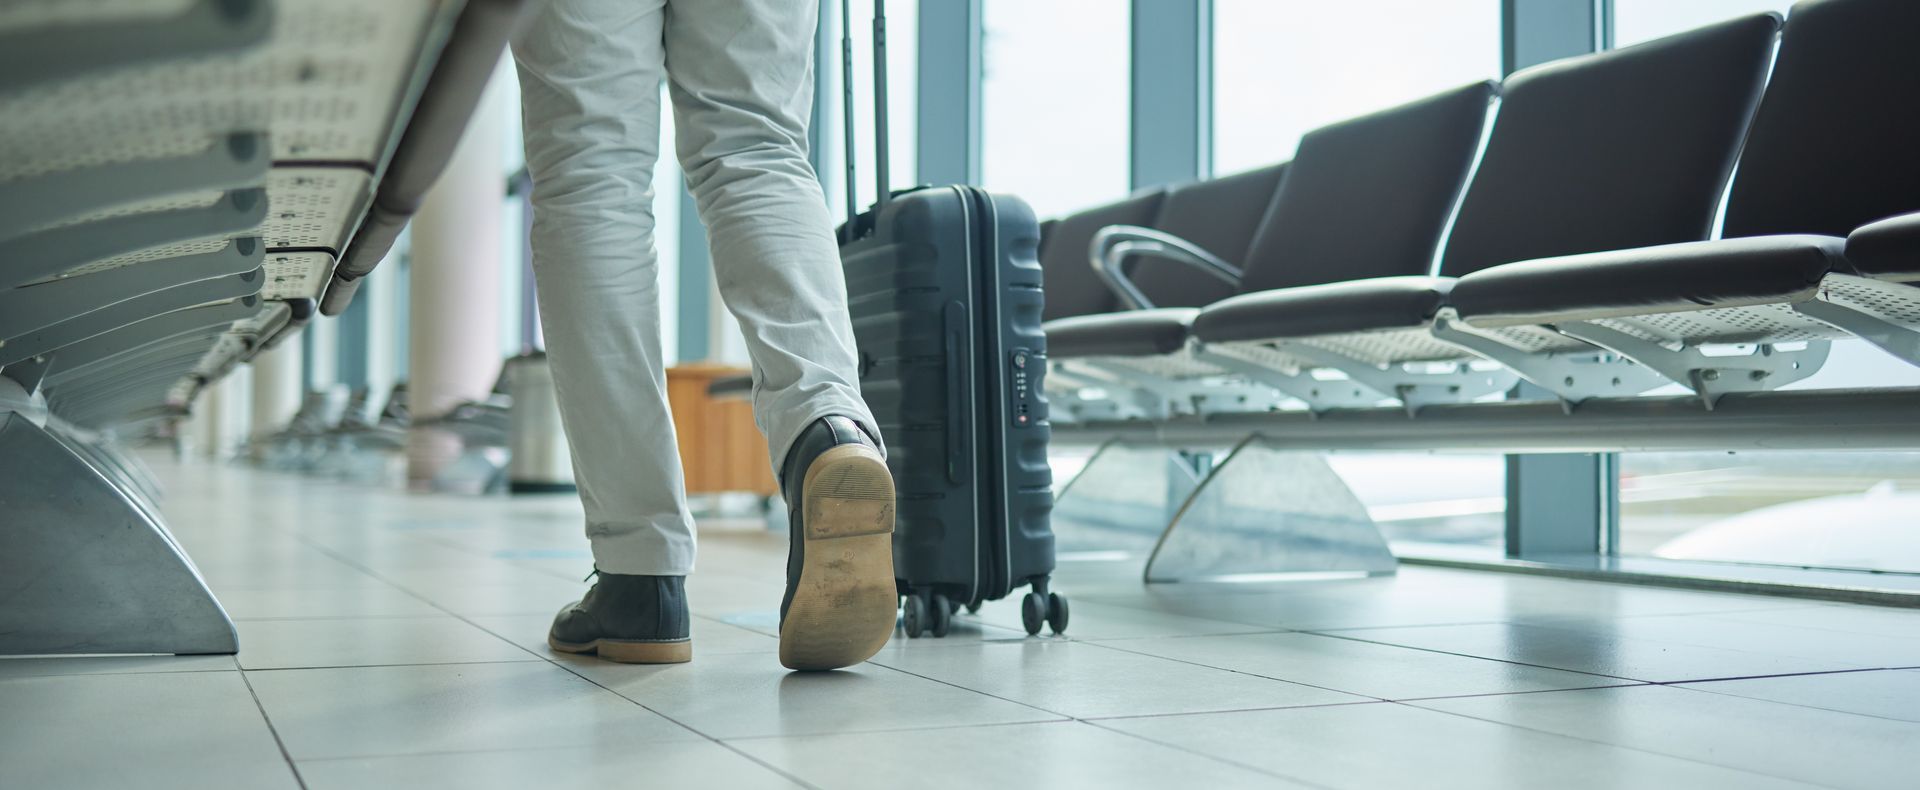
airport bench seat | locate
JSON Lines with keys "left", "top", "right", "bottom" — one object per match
{"left": 1046, "top": 308, "right": 1198, "bottom": 358}
{"left": 1450, "top": 236, "right": 1843, "bottom": 328}
{"left": 1846, "top": 211, "right": 1920, "bottom": 281}
{"left": 1191, "top": 276, "right": 1456, "bottom": 344}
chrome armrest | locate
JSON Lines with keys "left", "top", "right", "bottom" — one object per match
{"left": 1089, "top": 225, "right": 1243, "bottom": 310}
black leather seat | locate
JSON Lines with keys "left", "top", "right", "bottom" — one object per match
{"left": 1038, "top": 163, "right": 1288, "bottom": 357}
{"left": 1193, "top": 277, "right": 1454, "bottom": 343}
{"left": 1845, "top": 211, "right": 1920, "bottom": 281}
{"left": 1047, "top": 308, "right": 1198, "bottom": 358}
{"left": 1037, "top": 190, "right": 1167, "bottom": 322}
{"left": 1055, "top": 80, "right": 1495, "bottom": 359}
{"left": 1454, "top": 0, "right": 1920, "bottom": 331}
{"left": 1453, "top": 236, "right": 1841, "bottom": 326}
{"left": 1194, "top": 12, "right": 1781, "bottom": 351}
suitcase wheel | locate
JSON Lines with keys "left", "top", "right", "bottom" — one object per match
{"left": 901, "top": 592, "right": 953, "bottom": 639}
{"left": 1021, "top": 589, "right": 1069, "bottom": 637}
{"left": 901, "top": 594, "right": 927, "bottom": 638}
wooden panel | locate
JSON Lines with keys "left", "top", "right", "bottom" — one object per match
{"left": 666, "top": 364, "right": 778, "bottom": 496}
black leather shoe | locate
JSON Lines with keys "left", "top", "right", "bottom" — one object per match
{"left": 548, "top": 572, "right": 692, "bottom": 664}
{"left": 777, "top": 415, "right": 897, "bottom": 671}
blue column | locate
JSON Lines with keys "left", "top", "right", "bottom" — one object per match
{"left": 915, "top": 0, "right": 982, "bottom": 186}
{"left": 1502, "top": 0, "right": 1617, "bottom": 558}
{"left": 1130, "top": 0, "right": 1211, "bottom": 188}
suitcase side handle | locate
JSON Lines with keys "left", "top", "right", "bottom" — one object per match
{"left": 942, "top": 300, "right": 969, "bottom": 486}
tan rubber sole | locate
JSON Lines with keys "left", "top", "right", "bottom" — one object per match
{"left": 548, "top": 635, "right": 692, "bottom": 664}
{"left": 779, "top": 443, "right": 898, "bottom": 671}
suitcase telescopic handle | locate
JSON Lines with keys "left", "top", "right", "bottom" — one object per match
{"left": 839, "top": 0, "right": 891, "bottom": 227}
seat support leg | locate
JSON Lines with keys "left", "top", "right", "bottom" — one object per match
{"left": 1555, "top": 321, "right": 1829, "bottom": 410}
{"left": 0, "top": 409, "right": 236, "bottom": 655}
{"left": 1431, "top": 314, "right": 1672, "bottom": 410}
{"left": 1791, "top": 299, "right": 1920, "bottom": 368}
{"left": 1278, "top": 342, "right": 1517, "bottom": 416}
{"left": 1190, "top": 347, "right": 1381, "bottom": 412}
{"left": 1052, "top": 440, "right": 1206, "bottom": 557}
{"left": 1144, "top": 435, "right": 1397, "bottom": 583}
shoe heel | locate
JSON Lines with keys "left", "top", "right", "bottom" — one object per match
{"left": 592, "top": 639, "right": 692, "bottom": 664}
{"left": 782, "top": 444, "right": 897, "bottom": 671}
{"left": 802, "top": 444, "right": 895, "bottom": 541}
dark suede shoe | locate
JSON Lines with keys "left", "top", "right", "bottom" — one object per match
{"left": 777, "top": 415, "right": 897, "bottom": 671}
{"left": 548, "top": 572, "right": 692, "bottom": 664}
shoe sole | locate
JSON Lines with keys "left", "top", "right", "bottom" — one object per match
{"left": 548, "top": 635, "right": 692, "bottom": 664}
{"left": 780, "top": 443, "right": 897, "bottom": 671}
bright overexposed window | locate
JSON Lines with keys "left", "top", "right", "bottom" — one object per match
{"left": 981, "top": 1, "right": 1130, "bottom": 218}
{"left": 818, "top": 0, "right": 918, "bottom": 222}
{"left": 1211, "top": 0, "right": 1501, "bottom": 175}
{"left": 1612, "top": 0, "right": 1795, "bottom": 48}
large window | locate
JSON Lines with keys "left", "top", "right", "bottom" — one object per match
{"left": 981, "top": 1, "right": 1130, "bottom": 218}
{"left": 1210, "top": 0, "right": 1500, "bottom": 175}
{"left": 1612, "top": 0, "right": 1795, "bottom": 48}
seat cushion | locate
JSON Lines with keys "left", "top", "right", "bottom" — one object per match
{"left": 1190, "top": 276, "right": 1453, "bottom": 344}
{"left": 1045, "top": 308, "right": 1198, "bottom": 359}
{"left": 1845, "top": 211, "right": 1920, "bottom": 281}
{"left": 1451, "top": 235, "right": 1844, "bottom": 326}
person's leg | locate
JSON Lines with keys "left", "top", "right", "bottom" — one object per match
{"left": 661, "top": 0, "right": 878, "bottom": 468}
{"left": 514, "top": 0, "right": 694, "bottom": 663}
{"left": 663, "top": 0, "right": 895, "bottom": 671}
{"left": 514, "top": 0, "right": 693, "bottom": 578}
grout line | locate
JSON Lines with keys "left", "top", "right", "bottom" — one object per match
{"left": 236, "top": 665, "right": 310, "bottom": 790}
{"left": 1082, "top": 719, "right": 1346, "bottom": 790}
{"left": 237, "top": 658, "right": 545, "bottom": 673}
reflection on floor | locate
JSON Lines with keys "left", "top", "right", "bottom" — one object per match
{"left": 3, "top": 455, "right": 1916, "bottom": 789}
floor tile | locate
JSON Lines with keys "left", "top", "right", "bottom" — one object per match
{"left": 234, "top": 616, "right": 536, "bottom": 669}
{"left": 1413, "top": 684, "right": 1920, "bottom": 790}
{"left": 220, "top": 584, "right": 444, "bottom": 620}
{"left": 1099, "top": 702, "right": 1818, "bottom": 790}
{"left": 567, "top": 651, "right": 1059, "bottom": 739}
{"left": 1703, "top": 604, "right": 1920, "bottom": 640}
{"left": 1339, "top": 621, "right": 1864, "bottom": 682}
{"left": 1678, "top": 669, "right": 1920, "bottom": 722}
{"left": 298, "top": 741, "right": 800, "bottom": 790}
{"left": 467, "top": 613, "right": 780, "bottom": 656}
{"left": 392, "top": 577, "right": 588, "bottom": 618}
{"left": 1095, "top": 632, "right": 1629, "bottom": 700}
{"left": 1514, "top": 610, "right": 1920, "bottom": 668}
{"left": 246, "top": 661, "right": 698, "bottom": 760}
{"left": 0, "top": 654, "right": 237, "bottom": 680}
{"left": 731, "top": 720, "right": 1307, "bottom": 789}
{"left": 869, "top": 639, "right": 1366, "bottom": 719}
{"left": 0, "top": 671, "right": 299, "bottom": 790}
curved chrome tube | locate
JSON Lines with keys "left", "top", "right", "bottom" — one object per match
{"left": 1089, "top": 225, "right": 1244, "bottom": 310}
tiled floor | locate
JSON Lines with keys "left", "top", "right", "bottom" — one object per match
{"left": 4, "top": 458, "right": 1918, "bottom": 789}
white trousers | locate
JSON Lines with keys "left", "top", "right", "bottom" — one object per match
{"left": 513, "top": 0, "right": 876, "bottom": 575}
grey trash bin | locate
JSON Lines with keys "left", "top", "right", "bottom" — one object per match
{"left": 505, "top": 352, "right": 575, "bottom": 493}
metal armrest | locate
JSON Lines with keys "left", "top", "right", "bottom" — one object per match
{"left": 1089, "top": 225, "right": 1243, "bottom": 310}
